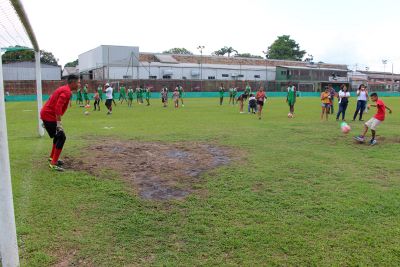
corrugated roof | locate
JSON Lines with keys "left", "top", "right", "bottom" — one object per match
{"left": 154, "top": 54, "right": 178, "bottom": 63}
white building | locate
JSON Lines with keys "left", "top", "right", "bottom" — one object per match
{"left": 78, "top": 45, "right": 347, "bottom": 82}
{"left": 3, "top": 61, "right": 61, "bottom": 80}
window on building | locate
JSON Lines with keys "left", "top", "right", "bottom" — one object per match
{"left": 237, "top": 74, "right": 244, "bottom": 78}
{"left": 123, "top": 75, "right": 132, "bottom": 79}
{"left": 208, "top": 76, "right": 216, "bottom": 80}
{"left": 281, "top": 70, "right": 287, "bottom": 76}
{"left": 222, "top": 74, "right": 229, "bottom": 78}
{"left": 182, "top": 76, "right": 187, "bottom": 80}
{"left": 254, "top": 75, "right": 260, "bottom": 78}
{"left": 162, "top": 75, "right": 172, "bottom": 79}
{"left": 149, "top": 75, "right": 157, "bottom": 79}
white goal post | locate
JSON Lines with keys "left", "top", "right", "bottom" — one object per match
{"left": 0, "top": 0, "right": 42, "bottom": 266}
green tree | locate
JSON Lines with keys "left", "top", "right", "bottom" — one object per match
{"left": 65, "top": 59, "right": 79, "bottom": 68}
{"left": 162, "top": 48, "right": 193, "bottom": 55}
{"left": 266, "top": 35, "right": 306, "bottom": 61}
{"left": 235, "top": 53, "right": 263, "bottom": 59}
{"left": 2, "top": 46, "right": 59, "bottom": 66}
{"left": 212, "top": 46, "right": 238, "bottom": 57}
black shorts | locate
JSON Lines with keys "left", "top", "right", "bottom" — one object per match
{"left": 105, "top": 99, "right": 112, "bottom": 107}
{"left": 257, "top": 100, "right": 264, "bottom": 106}
{"left": 43, "top": 121, "right": 57, "bottom": 138}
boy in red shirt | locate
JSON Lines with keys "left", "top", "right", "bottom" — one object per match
{"left": 40, "top": 75, "right": 80, "bottom": 171}
{"left": 354, "top": 93, "right": 392, "bottom": 145}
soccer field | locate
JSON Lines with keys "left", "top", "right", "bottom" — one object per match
{"left": 6, "top": 97, "right": 400, "bottom": 266}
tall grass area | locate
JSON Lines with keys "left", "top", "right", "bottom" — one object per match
{"left": 6, "top": 97, "right": 400, "bottom": 266}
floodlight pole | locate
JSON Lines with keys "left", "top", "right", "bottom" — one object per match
{"left": 0, "top": 51, "right": 20, "bottom": 267}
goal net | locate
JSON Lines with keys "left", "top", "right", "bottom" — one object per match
{"left": 0, "top": 0, "right": 42, "bottom": 266}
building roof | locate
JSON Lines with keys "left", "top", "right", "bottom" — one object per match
{"left": 154, "top": 54, "right": 178, "bottom": 63}
{"left": 62, "top": 67, "right": 78, "bottom": 77}
{"left": 3, "top": 61, "right": 60, "bottom": 68}
{"left": 277, "top": 65, "right": 349, "bottom": 72}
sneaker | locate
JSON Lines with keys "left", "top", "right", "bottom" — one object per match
{"left": 354, "top": 136, "right": 365, "bottom": 142}
{"left": 369, "top": 139, "right": 377, "bottom": 146}
{"left": 48, "top": 158, "right": 64, "bottom": 166}
{"left": 49, "top": 163, "right": 64, "bottom": 172}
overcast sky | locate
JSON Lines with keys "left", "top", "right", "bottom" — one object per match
{"left": 16, "top": 0, "right": 400, "bottom": 72}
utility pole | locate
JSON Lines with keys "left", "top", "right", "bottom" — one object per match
{"left": 382, "top": 59, "right": 387, "bottom": 90}
{"left": 197, "top": 45, "right": 205, "bottom": 90}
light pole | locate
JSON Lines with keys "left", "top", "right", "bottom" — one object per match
{"left": 148, "top": 61, "right": 151, "bottom": 79}
{"left": 262, "top": 51, "right": 268, "bottom": 85}
{"left": 382, "top": 59, "right": 387, "bottom": 89}
{"left": 197, "top": 45, "right": 205, "bottom": 90}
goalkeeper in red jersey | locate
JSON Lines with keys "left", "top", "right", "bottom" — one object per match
{"left": 40, "top": 75, "right": 80, "bottom": 171}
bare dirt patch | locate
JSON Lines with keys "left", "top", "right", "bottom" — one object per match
{"left": 64, "top": 139, "right": 235, "bottom": 200}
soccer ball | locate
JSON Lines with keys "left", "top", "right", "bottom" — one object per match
{"left": 287, "top": 112, "right": 293, "bottom": 118}
{"left": 84, "top": 111, "right": 89, "bottom": 115}
{"left": 340, "top": 122, "right": 351, "bottom": 134}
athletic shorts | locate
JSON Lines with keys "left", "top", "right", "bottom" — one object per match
{"left": 43, "top": 121, "right": 57, "bottom": 138}
{"left": 365, "top": 117, "right": 382, "bottom": 130}
{"left": 321, "top": 103, "right": 330, "bottom": 108}
{"left": 105, "top": 99, "right": 112, "bottom": 108}
{"left": 257, "top": 100, "right": 264, "bottom": 106}
{"left": 162, "top": 97, "right": 167, "bottom": 103}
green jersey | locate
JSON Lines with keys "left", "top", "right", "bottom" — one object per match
{"left": 128, "top": 89, "right": 134, "bottom": 99}
{"left": 219, "top": 87, "right": 225, "bottom": 97}
{"left": 287, "top": 86, "right": 296, "bottom": 104}
{"left": 245, "top": 85, "right": 251, "bottom": 94}
{"left": 135, "top": 88, "right": 141, "bottom": 97}
{"left": 77, "top": 89, "right": 83, "bottom": 100}
{"left": 97, "top": 87, "right": 103, "bottom": 98}
{"left": 145, "top": 88, "right": 151, "bottom": 99}
{"left": 232, "top": 88, "right": 237, "bottom": 96}
{"left": 177, "top": 86, "right": 183, "bottom": 96}
{"left": 120, "top": 86, "right": 126, "bottom": 96}
{"left": 229, "top": 88, "right": 234, "bottom": 96}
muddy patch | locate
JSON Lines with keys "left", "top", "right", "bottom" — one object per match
{"left": 64, "top": 140, "right": 234, "bottom": 200}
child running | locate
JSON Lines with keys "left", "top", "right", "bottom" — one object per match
{"left": 83, "top": 84, "right": 90, "bottom": 106}
{"left": 76, "top": 87, "right": 83, "bottom": 106}
{"left": 232, "top": 87, "right": 237, "bottom": 104}
{"left": 219, "top": 83, "right": 225, "bottom": 105}
{"left": 93, "top": 89, "right": 100, "bottom": 111}
{"left": 256, "top": 87, "right": 267, "bottom": 120}
{"left": 173, "top": 88, "right": 180, "bottom": 108}
{"left": 354, "top": 93, "right": 392, "bottom": 145}
{"left": 320, "top": 87, "right": 331, "bottom": 121}
{"left": 145, "top": 86, "right": 151, "bottom": 106}
{"left": 286, "top": 82, "right": 296, "bottom": 116}
{"left": 127, "top": 88, "right": 134, "bottom": 107}
{"left": 161, "top": 86, "right": 168, "bottom": 108}
{"left": 97, "top": 85, "right": 103, "bottom": 102}
{"left": 119, "top": 84, "right": 127, "bottom": 104}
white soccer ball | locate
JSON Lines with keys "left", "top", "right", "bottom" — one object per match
{"left": 287, "top": 112, "right": 293, "bottom": 118}
{"left": 84, "top": 111, "right": 89, "bottom": 115}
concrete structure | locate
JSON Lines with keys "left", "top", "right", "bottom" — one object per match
{"left": 62, "top": 66, "right": 79, "bottom": 78}
{"left": 78, "top": 45, "right": 139, "bottom": 80}
{"left": 3, "top": 61, "right": 61, "bottom": 80}
{"left": 275, "top": 65, "right": 349, "bottom": 91}
{"left": 77, "top": 45, "right": 348, "bottom": 83}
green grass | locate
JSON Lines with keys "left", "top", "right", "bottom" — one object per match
{"left": 6, "top": 97, "right": 400, "bottom": 266}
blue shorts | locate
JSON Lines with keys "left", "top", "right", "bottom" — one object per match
{"left": 321, "top": 103, "right": 330, "bottom": 108}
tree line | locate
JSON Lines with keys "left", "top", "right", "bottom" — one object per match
{"left": 1, "top": 35, "right": 307, "bottom": 68}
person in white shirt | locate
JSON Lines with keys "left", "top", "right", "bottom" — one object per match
{"left": 352, "top": 84, "right": 368, "bottom": 121}
{"left": 104, "top": 83, "right": 113, "bottom": 115}
{"left": 336, "top": 84, "right": 350, "bottom": 121}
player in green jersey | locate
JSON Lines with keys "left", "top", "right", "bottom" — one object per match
{"left": 232, "top": 87, "right": 237, "bottom": 104}
{"left": 218, "top": 83, "right": 225, "bottom": 105}
{"left": 83, "top": 84, "right": 90, "bottom": 105}
{"left": 145, "top": 86, "right": 151, "bottom": 106}
{"left": 176, "top": 84, "right": 184, "bottom": 106}
{"left": 286, "top": 82, "right": 297, "bottom": 115}
{"left": 97, "top": 85, "right": 103, "bottom": 102}
{"left": 76, "top": 87, "right": 83, "bottom": 106}
{"left": 127, "top": 88, "right": 134, "bottom": 107}
{"left": 119, "top": 84, "right": 127, "bottom": 104}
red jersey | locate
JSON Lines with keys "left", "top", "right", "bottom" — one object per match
{"left": 40, "top": 84, "right": 72, "bottom": 122}
{"left": 374, "top": 99, "right": 386, "bottom": 121}
{"left": 256, "top": 91, "right": 266, "bottom": 102}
